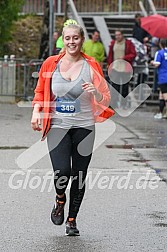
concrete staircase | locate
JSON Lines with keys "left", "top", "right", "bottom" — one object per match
{"left": 105, "top": 16, "right": 134, "bottom": 39}
{"left": 82, "top": 16, "right": 135, "bottom": 45}
{"left": 82, "top": 17, "right": 96, "bottom": 38}
{"left": 81, "top": 15, "right": 158, "bottom": 104}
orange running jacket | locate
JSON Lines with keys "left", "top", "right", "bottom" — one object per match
{"left": 32, "top": 52, "right": 115, "bottom": 140}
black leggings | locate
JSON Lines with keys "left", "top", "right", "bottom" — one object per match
{"left": 47, "top": 126, "right": 95, "bottom": 218}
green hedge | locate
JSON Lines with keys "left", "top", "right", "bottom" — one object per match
{"left": 0, "top": 0, "right": 24, "bottom": 56}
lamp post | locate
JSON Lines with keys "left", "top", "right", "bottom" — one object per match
{"left": 49, "top": 0, "right": 54, "bottom": 56}
{"left": 39, "top": 0, "right": 54, "bottom": 59}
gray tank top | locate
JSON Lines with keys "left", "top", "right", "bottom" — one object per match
{"left": 51, "top": 59, "right": 95, "bottom": 129}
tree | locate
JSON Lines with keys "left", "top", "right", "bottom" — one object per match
{"left": 0, "top": 0, "right": 23, "bottom": 56}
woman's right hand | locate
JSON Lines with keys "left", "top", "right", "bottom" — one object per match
{"left": 31, "top": 105, "right": 42, "bottom": 131}
{"left": 31, "top": 111, "right": 42, "bottom": 131}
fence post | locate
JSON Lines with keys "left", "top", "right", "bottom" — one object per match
{"left": 2, "top": 55, "right": 8, "bottom": 95}
{"left": 118, "top": 0, "right": 122, "bottom": 15}
{"left": 57, "top": 0, "right": 61, "bottom": 13}
{"left": 0, "top": 60, "right": 2, "bottom": 95}
{"left": 8, "top": 55, "right": 16, "bottom": 100}
{"left": 0, "top": 55, "right": 16, "bottom": 103}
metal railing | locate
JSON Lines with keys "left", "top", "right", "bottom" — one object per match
{"left": 21, "top": 0, "right": 167, "bottom": 15}
{"left": 0, "top": 56, "right": 157, "bottom": 104}
{"left": 0, "top": 56, "right": 43, "bottom": 102}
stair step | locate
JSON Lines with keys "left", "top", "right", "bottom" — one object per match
{"left": 82, "top": 17, "right": 94, "bottom": 21}
{"left": 82, "top": 20, "right": 94, "bottom": 24}
{"left": 110, "top": 33, "right": 133, "bottom": 38}
{"left": 106, "top": 21, "right": 134, "bottom": 25}
{"left": 107, "top": 23, "right": 134, "bottom": 29}
{"left": 105, "top": 18, "right": 134, "bottom": 21}
{"left": 108, "top": 27, "right": 133, "bottom": 31}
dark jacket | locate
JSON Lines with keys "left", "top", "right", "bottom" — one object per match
{"left": 133, "top": 22, "right": 149, "bottom": 43}
{"left": 107, "top": 39, "right": 136, "bottom": 66}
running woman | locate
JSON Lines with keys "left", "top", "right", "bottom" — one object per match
{"left": 31, "top": 20, "right": 114, "bottom": 236}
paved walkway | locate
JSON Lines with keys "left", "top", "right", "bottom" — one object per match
{"left": 0, "top": 104, "right": 167, "bottom": 252}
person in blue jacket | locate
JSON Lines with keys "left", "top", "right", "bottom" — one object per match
{"left": 153, "top": 39, "right": 167, "bottom": 119}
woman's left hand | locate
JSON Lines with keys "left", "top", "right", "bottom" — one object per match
{"left": 82, "top": 82, "right": 98, "bottom": 95}
{"left": 82, "top": 82, "right": 103, "bottom": 102}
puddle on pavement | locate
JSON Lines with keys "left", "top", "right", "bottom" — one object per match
{"left": 147, "top": 212, "right": 167, "bottom": 228}
{"left": 106, "top": 144, "right": 156, "bottom": 149}
{"left": 154, "top": 223, "right": 167, "bottom": 227}
{"left": 121, "top": 159, "right": 151, "bottom": 163}
{"left": 146, "top": 212, "right": 166, "bottom": 220}
{"left": 0, "top": 146, "right": 28, "bottom": 150}
{"left": 124, "top": 137, "right": 150, "bottom": 140}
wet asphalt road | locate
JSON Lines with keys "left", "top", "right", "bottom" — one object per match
{"left": 0, "top": 103, "right": 167, "bottom": 252}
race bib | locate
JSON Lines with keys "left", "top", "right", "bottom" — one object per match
{"left": 55, "top": 97, "right": 81, "bottom": 116}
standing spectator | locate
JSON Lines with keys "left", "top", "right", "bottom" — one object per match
{"left": 151, "top": 37, "right": 160, "bottom": 59}
{"left": 152, "top": 39, "right": 167, "bottom": 119}
{"left": 52, "top": 31, "right": 60, "bottom": 55}
{"left": 55, "top": 34, "right": 64, "bottom": 54}
{"left": 107, "top": 29, "right": 136, "bottom": 108}
{"left": 133, "top": 13, "right": 150, "bottom": 44}
{"left": 82, "top": 30, "right": 105, "bottom": 67}
{"left": 130, "top": 38, "right": 149, "bottom": 86}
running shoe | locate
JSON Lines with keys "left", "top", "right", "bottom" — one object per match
{"left": 51, "top": 194, "right": 66, "bottom": 225}
{"left": 154, "top": 113, "right": 162, "bottom": 119}
{"left": 65, "top": 218, "right": 80, "bottom": 236}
